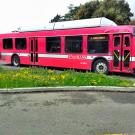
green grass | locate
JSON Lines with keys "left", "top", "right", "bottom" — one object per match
{"left": 0, "top": 67, "right": 133, "bottom": 88}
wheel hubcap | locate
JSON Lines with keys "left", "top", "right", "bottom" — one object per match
{"left": 96, "top": 62, "right": 107, "bottom": 73}
{"left": 13, "top": 57, "right": 19, "bottom": 66}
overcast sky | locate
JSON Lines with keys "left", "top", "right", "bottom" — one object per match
{"left": 0, "top": 0, "right": 134, "bottom": 33}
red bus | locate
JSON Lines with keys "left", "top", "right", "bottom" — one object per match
{"left": 0, "top": 17, "right": 135, "bottom": 74}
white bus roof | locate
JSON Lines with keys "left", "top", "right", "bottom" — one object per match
{"left": 16, "top": 17, "right": 117, "bottom": 32}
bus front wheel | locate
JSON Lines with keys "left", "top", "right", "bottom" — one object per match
{"left": 93, "top": 59, "right": 108, "bottom": 74}
{"left": 12, "top": 55, "right": 20, "bottom": 67}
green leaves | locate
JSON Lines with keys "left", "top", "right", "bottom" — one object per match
{"left": 92, "top": 0, "right": 133, "bottom": 24}
{"left": 51, "top": 0, "right": 133, "bottom": 25}
{"left": 50, "top": 14, "right": 63, "bottom": 23}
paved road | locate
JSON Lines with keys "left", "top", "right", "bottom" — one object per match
{"left": 0, "top": 92, "right": 135, "bottom": 135}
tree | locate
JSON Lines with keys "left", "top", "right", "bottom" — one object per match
{"left": 63, "top": 4, "right": 80, "bottom": 20}
{"left": 61, "top": 1, "right": 100, "bottom": 21}
{"left": 73, "top": 1, "right": 100, "bottom": 20}
{"left": 50, "top": 14, "right": 63, "bottom": 23}
{"left": 92, "top": 0, "right": 133, "bottom": 24}
{"left": 50, "top": 0, "right": 133, "bottom": 24}
{"left": 50, "top": 4, "right": 79, "bottom": 22}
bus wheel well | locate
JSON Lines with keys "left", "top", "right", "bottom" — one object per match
{"left": 11, "top": 54, "right": 19, "bottom": 61}
{"left": 92, "top": 58, "right": 108, "bottom": 72}
{"left": 11, "top": 54, "right": 20, "bottom": 66}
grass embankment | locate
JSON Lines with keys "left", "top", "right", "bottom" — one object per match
{"left": 0, "top": 67, "right": 133, "bottom": 88}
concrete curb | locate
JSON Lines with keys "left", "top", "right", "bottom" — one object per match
{"left": 0, "top": 86, "right": 135, "bottom": 94}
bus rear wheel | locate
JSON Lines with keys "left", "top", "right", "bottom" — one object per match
{"left": 12, "top": 55, "right": 20, "bottom": 67}
{"left": 93, "top": 59, "right": 108, "bottom": 74}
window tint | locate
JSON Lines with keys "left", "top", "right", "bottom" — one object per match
{"left": 15, "top": 38, "right": 26, "bottom": 50}
{"left": 124, "top": 50, "right": 130, "bottom": 67}
{"left": 114, "top": 37, "right": 120, "bottom": 46}
{"left": 87, "top": 35, "right": 109, "bottom": 54}
{"left": 46, "top": 37, "right": 61, "bottom": 53}
{"left": 3, "top": 38, "right": 13, "bottom": 49}
{"left": 65, "top": 36, "right": 82, "bottom": 53}
{"left": 31, "top": 40, "right": 33, "bottom": 51}
{"left": 35, "top": 39, "right": 38, "bottom": 52}
{"left": 125, "top": 36, "right": 130, "bottom": 47}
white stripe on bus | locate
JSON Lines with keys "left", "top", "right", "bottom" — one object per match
{"left": 1, "top": 53, "right": 30, "bottom": 57}
{"left": 130, "top": 57, "right": 135, "bottom": 61}
{"left": 2, "top": 52, "right": 135, "bottom": 62}
{"left": 18, "top": 53, "right": 30, "bottom": 57}
{"left": 87, "top": 56, "right": 113, "bottom": 60}
{"left": 38, "top": 54, "right": 68, "bottom": 58}
{"left": 1, "top": 53, "right": 13, "bottom": 56}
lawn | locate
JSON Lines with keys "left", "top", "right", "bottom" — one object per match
{"left": 0, "top": 67, "right": 133, "bottom": 88}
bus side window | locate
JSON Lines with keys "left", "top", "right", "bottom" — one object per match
{"left": 87, "top": 35, "right": 109, "bottom": 54}
{"left": 3, "top": 38, "right": 13, "bottom": 49}
{"left": 15, "top": 38, "right": 26, "bottom": 50}
{"left": 65, "top": 36, "right": 83, "bottom": 53}
{"left": 46, "top": 37, "right": 61, "bottom": 53}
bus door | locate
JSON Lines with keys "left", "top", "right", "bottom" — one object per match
{"left": 122, "top": 34, "right": 131, "bottom": 71}
{"left": 113, "top": 34, "right": 131, "bottom": 72}
{"left": 30, "top": 38, "right": 38, "bottom": 65}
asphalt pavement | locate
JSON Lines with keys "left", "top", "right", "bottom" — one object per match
{"left": 0, "top": 92, "right": 135, "bottom": 135}
{"left": 0, "top": 64, "right": 135, "bottom": 135}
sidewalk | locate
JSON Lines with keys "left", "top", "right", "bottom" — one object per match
{"left": 0, "top": 86, "right": 135, "bottom": 94}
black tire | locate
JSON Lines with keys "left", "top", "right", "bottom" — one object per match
{"left": 12, "top": 55, "right": 20, "bottom": 67}
{"left": 93, "top": 59, "right": 108, "bottom": 74}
